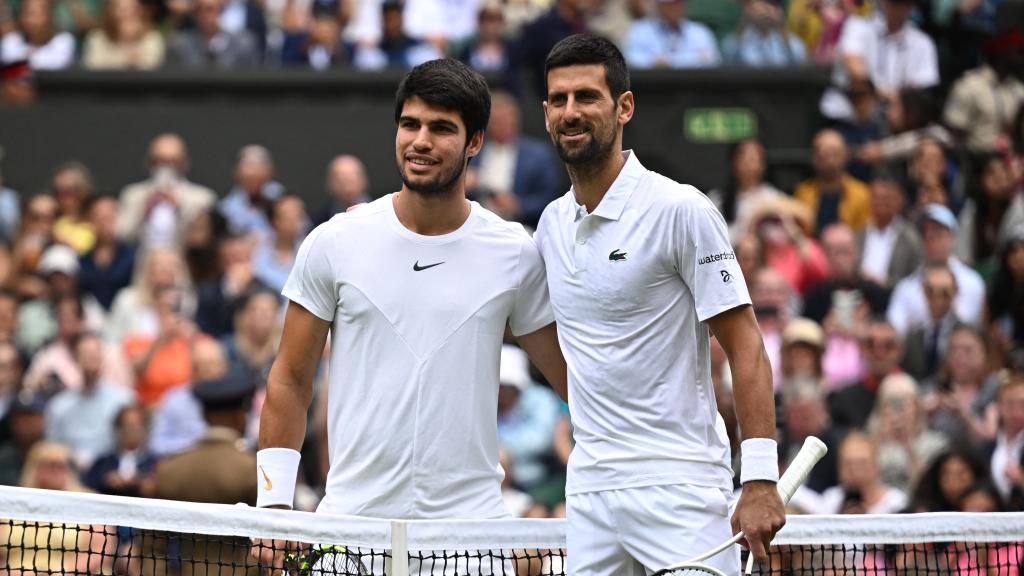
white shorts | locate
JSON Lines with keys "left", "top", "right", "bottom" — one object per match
{"left": 566, "top": 484, "right": 740, "bottom": 576}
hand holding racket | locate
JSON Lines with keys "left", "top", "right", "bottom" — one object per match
{"left": 651, "top": 436, "right": 828, "bottom": 576}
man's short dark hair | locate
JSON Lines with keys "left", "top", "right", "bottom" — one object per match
{"left": 544, "top": 34, "right": 630, "bottom": 99}
{"left": 394, "top": 59, "right": 491, "bottom": 143}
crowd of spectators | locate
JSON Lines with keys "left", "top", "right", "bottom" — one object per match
{"left": 0, "top": 0, "right": 1023, "bottom": 534}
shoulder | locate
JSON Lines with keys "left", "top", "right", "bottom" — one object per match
{"left": 905, "top": 25, "right": 936, "bottom": 50}
{"left": 642, "top": 170, "right": 714, "bottom": 214}
{"left": 683, "top": 20, "right": 716, "bottom": 42}
{"left": 474, "top": 204, "right": 535, "bottom": 241}
{"left": 535, "top": 191, "right": 573, "bottom": 236}
{"left": 627, "top": 18, "right": 657, "bottom": 34}
{"left": 311, "top": 196, "right": 391, "bottom": 238}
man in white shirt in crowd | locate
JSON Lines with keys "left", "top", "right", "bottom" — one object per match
{"left": 886, "top": 203, "right": 985, "bottom": 336}
{"left": 535, "top": 34, "right": 783, "bottom": 576}
{"left": 858, "top": 172, "right": 922, "bottom": 288}
{"left": 254, "top": 58, "right": 566, "bottom": 573}
{"left": 820, "top": 0, "right": 939, "bottom": 122}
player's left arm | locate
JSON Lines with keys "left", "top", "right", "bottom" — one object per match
{"left": 707, "top": 304, "right": 785, "bottom": 564}
{"left": 516, "top": 322, "right": 568, "bottom": 402}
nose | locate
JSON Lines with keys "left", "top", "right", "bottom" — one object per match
{"left": 412, "top": 126, "right": 433, "bottom": 151}
{"left": 563, "top": 96, "right": 583, "bottom": 122}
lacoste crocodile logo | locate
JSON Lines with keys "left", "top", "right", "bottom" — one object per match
{"left": 609, "top": 249, "right": 627, "bottom": 262}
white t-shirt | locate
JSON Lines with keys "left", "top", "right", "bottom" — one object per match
{"left": 282, "top": 194, "right": 553, "bottom": 519}
{"left": 535, "top": 151, "right": 750, "bottom": 495}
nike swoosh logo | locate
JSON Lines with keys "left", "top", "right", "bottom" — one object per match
{"left": 413, "top": 261, "right": 445, "bottom": 271}
{"left": 259, "top": 466, "right": 273, "bottom": 491}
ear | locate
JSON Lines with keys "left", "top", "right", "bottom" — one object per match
{"left": 617, "top": 91, "right": 635, "bottom": 127}
{"left": 466, "top": 129, "right": 485, "bottom": 159}
{"left": 542, "top": 101, "right": 552, "bottom": 134}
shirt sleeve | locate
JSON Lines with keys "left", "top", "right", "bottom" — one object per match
{"left": 943, "top": 76, "right": 977, "bottom": 132}
{"left": 281, "top": 223, "right": 338, "bottom": 322}
{"left": 906, "top": 34, "right": 939, "bottom": 88}
{"left": 675, "top": 194, "right": 751, "bottom": 322}
{"left": 509, "top": 237, "right": 555, "bottom": 337}
{"left": 836, "top": 16, "right": 870, "bottom": 58}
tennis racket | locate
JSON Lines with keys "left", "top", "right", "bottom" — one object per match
{"left": 651, "top": 436, "right": 828, "bottom": 576}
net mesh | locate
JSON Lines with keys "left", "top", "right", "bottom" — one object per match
{"left": 2, "top": 486, "right": 1023, "bottom": 575}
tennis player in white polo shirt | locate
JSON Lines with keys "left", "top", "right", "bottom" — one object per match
{"left": 253, "top": 59, "right": 568, "bottom": 573}
{"left": 534, "top": 35, "right": 785, "bottom": 576}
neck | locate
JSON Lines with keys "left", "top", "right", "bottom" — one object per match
{"left": 873, "top": 214, "right": 895, "bottom": 229}
{"left": 82, "top": 377, "right": 98, "bottom": 392}
{"left": 394, "top": 189, "right": 471, "bottom": 235}
{"left": 273, "top": 234, "right": 294, "bottom": 251}
{"left": 736, "top": 176, "right": 761, "bottom": 192}
{"left": 885, "top": 18, "right": 903, "bottom": 35}
{"left": 570, "top": 150, "right": 627, "bottom": 213}
{"left": 819, "top": 172, "right": 844, "bottom": 188}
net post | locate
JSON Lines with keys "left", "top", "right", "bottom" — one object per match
{"left": 389, "top": 520, "right": 409, "bottom": 576}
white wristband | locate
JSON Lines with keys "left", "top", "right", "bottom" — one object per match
{"left": 256, "top": 448, "right": 301, "bottom": 509}
{"left": 740, "top": 438, "right": 780, "bottom": 484}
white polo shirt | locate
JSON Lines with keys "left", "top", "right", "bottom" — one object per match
{"left": 535, "top": 151, "right": 750, "bottom": 495}
{"left": 283, "top": 194, "right": 553, "bottom": 519}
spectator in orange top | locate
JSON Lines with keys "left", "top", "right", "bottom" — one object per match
{"left": 123, "top": 286, "right": 208, "bottom": 407}
{"left": 794, "top": 128, "right": 872, "bottom": 234}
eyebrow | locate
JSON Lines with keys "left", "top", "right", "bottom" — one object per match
{"left": 398, "top": 116, "right": 459, "bottom": 130}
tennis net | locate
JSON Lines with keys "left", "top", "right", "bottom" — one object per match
{"left": 2, "top": 485, "right": 1024, "bottom": 575}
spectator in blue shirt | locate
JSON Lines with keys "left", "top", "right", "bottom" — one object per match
{"left": 78, "top": 195, "right": 136, "bottom": 312}
{"left": 219, "top": 145, "right": 284, "bottom": 240}
{"left": 722, "top": 0, "right": 806, "bottom": 66}
{"left": 624, "top": 0, "right": 720, "bottom": 69}
{"left": 252, "top": 194, "right": 308, "bottom": 294}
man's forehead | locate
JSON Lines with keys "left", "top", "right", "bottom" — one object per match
{"left": 546, "top": 64, "right": 609, "bottom": 94}
{"left": 400, "top": 98, "right": 464, "bottom": 126}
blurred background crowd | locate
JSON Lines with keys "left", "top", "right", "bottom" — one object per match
{"left": 1, "top": 0, "right": 1024, "bottom": 529}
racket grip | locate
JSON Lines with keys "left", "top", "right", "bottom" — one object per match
{"left": 776, "top": 436, "right": 827, "bottom": 504}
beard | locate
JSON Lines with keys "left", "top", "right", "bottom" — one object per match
{"left": 399, "top": 149, "right": 468, "bottom": 197}
{"left": 551, "top": 118, "right": 617, "bottom": 167}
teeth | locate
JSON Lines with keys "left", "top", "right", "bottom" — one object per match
{"left": 409, "top": 158, "right": 434, "bottom": 165}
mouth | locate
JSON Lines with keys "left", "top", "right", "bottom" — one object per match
{"left": 405, "top": 155, "right": 439, "bottom": 172}
{"left": 558, "top": 126, "right": 590, "bottom": 143}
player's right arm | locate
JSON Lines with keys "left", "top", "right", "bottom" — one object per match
{"left": 251, "top": 302, "right": 329, "bottom": 570}
{"left": 260, "top": 301, "right": 330, "bottom": 458}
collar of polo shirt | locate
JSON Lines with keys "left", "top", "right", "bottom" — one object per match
{"left": 572, "top": 151, "right": 643, "bottom": 221}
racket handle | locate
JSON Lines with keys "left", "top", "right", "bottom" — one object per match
{"left": 777, "top": 436, "right": 828, "bottom": 504}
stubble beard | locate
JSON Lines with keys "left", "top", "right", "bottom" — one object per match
{"left": 399, "top": 148, "right": 469, "bottom": 197}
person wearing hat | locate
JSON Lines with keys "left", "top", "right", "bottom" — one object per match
{"left": 623, "top": 0, "right": 720, "bottom": 69}
{"left": 497, "top": 344, "right": 561, "bottom": 493}
{"left": 886, "top": 203, "right": 986, "bottom": 336}
{"left": 780, "top": 317, "right": 826, "bottom": 384}
{"left": 148, "top": 371, "right": 259, "bottom": 576}
{"left": 0, "top": 60, "right": 35, "bottom": 106}
{"left": 944, "top": 18, "right": 1024, "bottom": 154}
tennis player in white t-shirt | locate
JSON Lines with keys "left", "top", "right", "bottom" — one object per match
{"left": 253, "top": 59, "right": 567, "bottom": 573}
{"left": 534, "top": 35, "right": 786, "bottom": 576}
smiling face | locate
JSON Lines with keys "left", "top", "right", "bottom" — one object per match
{"left": 543, "top": 63, "right": 633, "bottom": 168}
{"left": 395, "top": 96, "right": 482, "bottom": 197}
